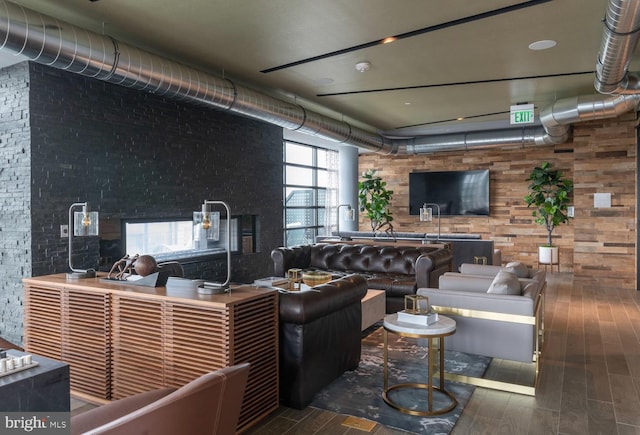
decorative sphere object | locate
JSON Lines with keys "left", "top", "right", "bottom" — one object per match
{"left": 302, "top": 271, "right": 332, "bottom": 287}
{"left": 134, "top": 255, "right": 158, "bottom": 277}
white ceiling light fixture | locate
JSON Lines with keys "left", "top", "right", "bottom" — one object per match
{"left": 313, "top": 77, "right": 334, "bottom": 86}
{"left": 355, "top": 61, "right": 371, "bottom": 72}
{"left": 528, "top": 39, "right": 557, "bottom": 51}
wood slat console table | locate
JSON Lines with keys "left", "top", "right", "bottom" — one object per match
{"left": 23, "top": 274, "right": 279, "bottom": 433}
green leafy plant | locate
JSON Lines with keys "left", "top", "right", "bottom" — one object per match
{"left": 358, "top": 169, "right": 395, "bottom": 235}
{"left": 524, "top": 162, "right": 574, "bottom": 246}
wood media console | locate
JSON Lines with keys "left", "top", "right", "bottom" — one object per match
{"left": 23, "top": 274, "right": 279, "bottom": 433}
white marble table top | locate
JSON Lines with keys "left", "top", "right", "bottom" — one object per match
{"left": 383, "top": 313, "right": 456, "bottom": 336}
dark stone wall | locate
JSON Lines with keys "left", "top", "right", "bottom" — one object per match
{"left": 27, "top": 62, "right": 283, "bottom": 283}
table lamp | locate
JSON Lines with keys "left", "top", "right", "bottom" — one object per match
{"left": 193, "top": 200, "right": 231, "bottom": 294}
{"left": 67, "top": 202, "right": 99, "bottom": 279}
{"left": 336, "top": 203, "right": 354, "bottom": 236}
{"left": 419, "top": 202, "right": 440, "bottom": 241}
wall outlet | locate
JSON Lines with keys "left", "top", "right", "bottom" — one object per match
{"left": 60, "top": 225, "right": 69, "bottom": 238}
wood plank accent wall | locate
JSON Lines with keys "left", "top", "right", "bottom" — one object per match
{"left": 359, "top": 113, "right": 637, "bottom": 290}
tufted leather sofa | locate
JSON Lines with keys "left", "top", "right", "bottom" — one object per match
{"left": 279, "top": 274, "right": 368, "bottom": 409}
{"left": 271, "top": 243, "right": 453, "bottom": 313}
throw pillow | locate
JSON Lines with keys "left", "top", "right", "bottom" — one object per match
{"left": 504, "top": 261, "right": 529, "bottom": 278}
{"left": 487, "top": 270, "right": 520, "bottom": 295}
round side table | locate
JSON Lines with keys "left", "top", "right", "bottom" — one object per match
{"left": 382, "top": 313, "right": 457, "bottom": 416}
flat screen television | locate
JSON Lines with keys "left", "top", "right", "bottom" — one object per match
{"left": 409, "top": 169, "right": 490, "bottom": 216}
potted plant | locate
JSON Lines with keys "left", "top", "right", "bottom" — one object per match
{"left": 358, "top": 169, "right": 395, "bottom": 236}
{"left": 524, "top": 162, "right": 574, "bottom": 264}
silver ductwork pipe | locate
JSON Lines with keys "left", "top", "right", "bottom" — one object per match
{"left": 0, "top": 0, "right": 391, "bottom": 153}
{"left": 402, "top": 127, "right": 544, "bottom": 154}
{"left": 540, "top": 93, "right": 640, "bottom": 134}
{"left": 395, "top": 92, "right": 640, "bottom": 153}
{"left": 0, "top": 0, "right": 636, "bottom": 155}
{"left": 595, "top": 0, "right": 640, "bottom": 94}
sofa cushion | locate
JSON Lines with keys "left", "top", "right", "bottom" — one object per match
{"left": 503, "top": 261, "right": 529, "bottom": 278}
{"left": 487, "top": 271, "right": 520, "bottom": 295}
{"left": 459, "top": 263, "right": 503, "bottom": 276}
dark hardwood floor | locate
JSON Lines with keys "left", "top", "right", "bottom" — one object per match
{"left": 73, "top": 272, "right": 640, "bottom": 434}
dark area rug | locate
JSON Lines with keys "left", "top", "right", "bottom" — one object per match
{"left": 310, "top": 325, "right": 491, "bottom": 434}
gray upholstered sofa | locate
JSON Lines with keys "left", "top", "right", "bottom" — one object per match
{"left": 271, "top": 242, "right": 453, "bottom": 313}
{"left": 417, "top": 262, "right": 546, "bottom": 394}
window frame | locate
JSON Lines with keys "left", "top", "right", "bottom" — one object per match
{"left": 283, "top": 140, "right": 338, "bottom": 247}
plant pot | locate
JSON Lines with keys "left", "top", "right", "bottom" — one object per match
{"left": 538, "top": 246, "right": 559, "bottom": 264}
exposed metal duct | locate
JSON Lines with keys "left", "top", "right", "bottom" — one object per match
{"left": 0, "top": 0, "right": 636, "bottom": 155}
{"left": 0, "top": 0, "right": 391, "bottom": 153}
{"left": 595, "top": 0, "right": 640, "bottom": 94}
{"left": 384, "top": 92, "right": 640, "bottom": 154}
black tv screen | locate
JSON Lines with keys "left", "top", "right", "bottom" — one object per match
{"left": 409, "top": 170, "right": 490, "bottom": 216}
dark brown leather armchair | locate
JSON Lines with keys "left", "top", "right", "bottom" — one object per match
{"left": 278, "top": 274, "right": 368, "bottom": 409}
{"left": 71, "top": 363, "right": 250, "bottom": 435}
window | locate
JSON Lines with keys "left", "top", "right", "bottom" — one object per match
{"left": 284, "top": 141, "right": 338, "bottom": 246}
{"left": 123, "top": 219, "right": 193, "bottom": 256}
{"left": 121, "top": 214, "right": 258, "bottom": 260}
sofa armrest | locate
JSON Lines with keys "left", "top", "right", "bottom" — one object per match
{"left": 279, "top": 274, "right": 368, "bottom": 324}
{"left": 271, "top": 245, "right": 312, "bottom": 276}
{"left": 418, "top": 287, "right": 535, "bottom": 317}
{"left": 415, "top": 248, "right": 453, "bottom": 288}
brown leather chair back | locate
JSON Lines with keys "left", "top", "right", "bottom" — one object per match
{"left": 71, "top": 362, "right": 250, "bottom": 435}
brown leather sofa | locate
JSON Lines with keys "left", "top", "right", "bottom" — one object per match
{"left": 272, "top": 243, "right": 453, "bottom": 313}
{"left": 278, "top": 274, "right": 368, "bottom": 409}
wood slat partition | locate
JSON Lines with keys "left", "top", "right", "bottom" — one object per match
{"left": 111, "top": 295, "right": 164, "bottom": 399}
{"left": 23, "top": 274, "right": 279, "bottom": 433}
{"left": 163, "top": 303, "right": 231, "bottom": 386}
{"left": 63, "top": 289, "right": 110, "bottom": 400}
{"left": 24, "top": 285, "right": 62, "bottom": 360}
{"left": 24, "top": 285, "right": 111, "bottom": 399}
{"left": 231, "top": 296, "right": 279, "bottom": 430}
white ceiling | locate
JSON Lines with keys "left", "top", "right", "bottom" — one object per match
{"left": 5, "top": 0, "right": 635, "bottom": 137}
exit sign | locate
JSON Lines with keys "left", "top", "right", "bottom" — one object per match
{"left": 510, "top": 104, "right": 534, "bottom": 125}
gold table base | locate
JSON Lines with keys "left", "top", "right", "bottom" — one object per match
{"left": 383, "top": 327, "right": 457, "bottom": 416}
{"left": 382, "top": 382, "right": 457, "bottom": 416}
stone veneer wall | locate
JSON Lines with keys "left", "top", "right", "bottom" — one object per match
{"left": 359, "top": 113, "right": 637, "bottom": 290}
{"left": 0, "top": 62, "right": 284, "bottom": 345}
{"left": 0, "top": 63, "right": 31, "bottom": 344}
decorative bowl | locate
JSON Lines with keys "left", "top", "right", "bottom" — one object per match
{"left": 302, "top": 271, "right": 332, "bottom": 287}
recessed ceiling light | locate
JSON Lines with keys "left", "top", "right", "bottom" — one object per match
{"left": 528, "top": 39, "right": 557, "bottom": 50}
{"left": 355, "top": 61, "right": 371, "bottom": 73}
{"left": 382, "top": 37, "right": 397, "bottom": 44}
{"left": 314, "top": 77, "right": 334, "bottom": 86}
{"left": 404, "top": 102, "right": 412, "bottom": 106}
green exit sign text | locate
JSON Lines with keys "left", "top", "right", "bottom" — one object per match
{"left": 510, "top": 104, "right": 534, "bottom": 125}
